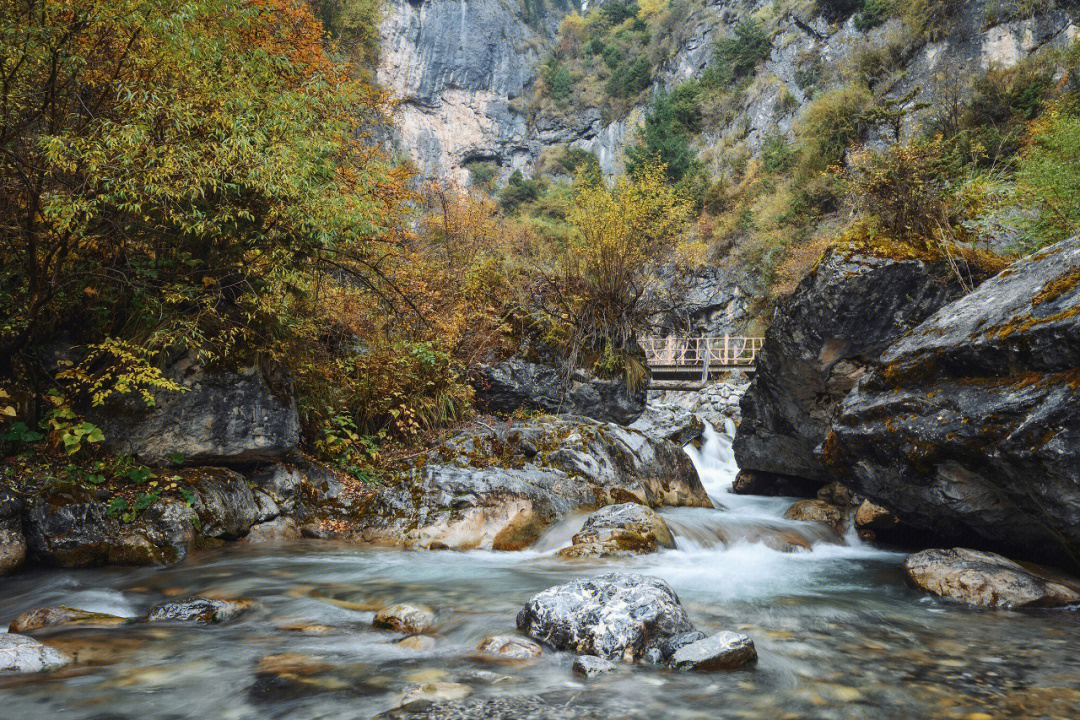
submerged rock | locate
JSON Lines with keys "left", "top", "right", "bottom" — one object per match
{"left": 734, "top": 244, "right": 975, "bottom": 492}
{"left": 398, "top": 635, "right": 436, "bottom": 651}
{"left": 147, "top": 596, "right": 253, "bottom": 624}
{"left": 558, "top": 503, "right": 675, "bottom": 557}
{"left": 0, "top": 488, "right": 26, "bottom": 575}
{"left": 353, "top": 418, "right": 706, "bottom": 551}
{"left": 669, "top": 631, "right": 757, "bottom": 671}
{"left": 471, "top": 356, "right": 646, "bottom": 425}
{"left": 476, "top": 634, "right": 542, "bottom": 660}
{"left": 96, "top": 354, "right": 299, "bottom": 466}
{"left": 830, "top": 236, "right": 1080, "bottom": 569}
{"left": 373, "top": 604, "right": 435, "bottom": 634}
{"left": 904, "top": 548, "right": 1080, "bottom": 609}
{"left": 0, "top": 634, "right": 71, "bottom": 674}
{"left": 397, "top": 681, "right": 471, "bottom": 708}
{"left": 9, "top": 606, "right": 130, "bottom": 632}
{"left": 516, "top": 572, "right": 695, "bottom": 661}
{"left": 572, "top": 655, "right": 616, "bottom": 677}
{"left": 784, "top": 499, "right": 845, "bottom": 536}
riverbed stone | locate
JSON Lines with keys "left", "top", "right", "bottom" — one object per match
{"left": 734, "top": 244, "right": 977, "bottom": 492}
{"left": 398, "top": 635, "right": 436, "bottom": 651}
{"left": 659, "top": 630, "right": 707, "bottom": 660}
{"left": 670, "top": 631, "right": 758, "bottom": 671}
{"left": 516, "top": 572, "right": 695, "bottom": 661}
{"left": 147, "top": 596, "right": 253, "bottom": 624}
{"left": 0, "top": 488, "right": 26, "bottom": 575}
{"left": 0, "top": 634, "right": 72, "bottom": 674}
{"left": 558, "top": 503, "right": 675, "bottom": 557}
{"left": 903, "top": 548, "right": 1080, "bottom": 609}
{"left": 476, "top": 634, "right": 542, "bottom": 660}
{"left": 854, "top": 500, "right": 899, "bottom": 531}
{"left": 9, "top": 606, "right": 130, "bottom": 632}
{"left": 374, "top": 604, "right": 435, "bottom": 634}
{"left": 249, "top": 463, "right": 304, "bottom": 513}
{"left": 784, "top": 499, "right": 845, "bottom": 535}
{"left": 572, "top": 655, "right": 616, "bottom": 677}
{"left": 187, "top": 469, "right": 259, "bottom": 539}
{"left": 830, "top": 236, "right": 1080, "bottom": 570}
{"left": 397, "top": 681, "right": 472, "bottom": 708}
{"left": 244, "top": 516, "right": 303, "bottom": 543}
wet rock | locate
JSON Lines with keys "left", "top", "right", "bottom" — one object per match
{"left": 734, "top": 244, "right": 976, "bottom": 491}
{"left": 244, "top": 516, "right": 302, "bottom": 543}
{"left": 732, "top": 469, "right": 808, "bottom": 497}
{"left": 817, "top": 481, "right": 856, "bottom": 508}
{"left": 854, "top": 500, "right": 898, "bottom": 531}
{"left": 249, "top": 652, "right": 348, "bottom": 700}
{"left": 558, "top": 503, "right": 675, "bottom": 557}
{"left": 147, "top": 596, "right": 253, "bottom": 624}
{"left": 0, "top": 634, "right": 71, "bottom": 674}
{"left": 373, "top": 604, "right": 435, "bottom": 634}
{"left": 471, "top": 356, "right": 646, "bottom": 425}
{"left": 659, "top": 630, "right": 707, "bottom": 660}
{"left": 398, "top": 636, "right": 436, "bottom": 651}
{"left": 96, "top": 354, "right": 299, "bottom": 466}
{"left": 572, "top": 655, "right": 616, "bottom": 677}
{"left": 670, "top": 631, "right": 758, "bottom": 671}
{"left": 252, "top": 490, "right": 279, "bottom": 523}
{"left": 784, "top": 499, "right": 845, "bottom": 535}
{"left": 0, "top": 488, "right": 26, "bottom": 575}
{"left": 374, "top": 695, "right": 635, "bottom": 720}
{"left": 831, "top": 237, "right": 1080, "bottom": 569}
{"left": 249, "top": 464, "right": 303, "bottom": 513}
{"left": 476, "top": 634, "right": 542, "bottom": 660}
{"left": 187, "top": 468, "right": 259, "bottom": 539}
{"left": 354, "top": 418, "right": 707, "bottom": 551}
{"left": 629, "top": 403, "right": 702, "bottom": 445}
{"left": 516, "top": 572, "right": 695, "bottom": 661}
{"left": 903, "top": 548, "right": 1080, "bottom": 609}
{"left": 9, "top": 606, "right": 130, "bottom": 632}
{"left": 397, "top": 681, "right": 471, "bottom": 708}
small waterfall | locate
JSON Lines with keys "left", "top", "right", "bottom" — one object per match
{"left": 683, "top": 418, "right": 739, "bottom": 500}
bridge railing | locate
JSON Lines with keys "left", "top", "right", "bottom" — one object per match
{"left": 641, "top": 335, "right": 765, "bottom": 369}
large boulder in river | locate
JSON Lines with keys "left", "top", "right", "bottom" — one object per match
{"left": 97, "top": 353, "right": 299, "bottom": 466}
{"left": 0, "top": 487, "right": 26, "bottom": 575}
{"left": 471, "top": 356, "right": 646, "bottom": 425}
{"left": 516, "top": 572, "right": 695, "bottom": 661}
{"left": 351, "top": 418, "right": 708, "bottom": 550}
{"left": 829, "top": 237, "right": 1080, "bottom": 569}
{"left": 904, "top": 548, "right": 1080, "bottom": 608}
{"left": 558, "top": 503, "right": 675, "bottom": 557}
{"left": 734, "top": 244, "right": 974, "bottom": 491}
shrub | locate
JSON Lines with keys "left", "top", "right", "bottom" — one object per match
{"left": 714, "top": 19, "right": 772, "bottom": 83}
{"left": 762, "top": 134, "right": 798, "bottom": 173}
{"left": 600, "top": 0, "right": 639, "bottom": 26}
{"left": 606, "top": 56, "right": 652, "bottom": 97}
{"left": 855, "top": 0, "right": 893, "bottom": 30}
{"left": 626, "top": 91, "right": 701, "bottom": 183}
{"left": 796, "top": 83, "right": 874, "bottom": 172}
{"left": 544, "top": 61, "right": 574, "bottom": 101}
{"left": 499, "top": 170, "right": 544, "bottom": 212}
{"left": 815, "top": 0, "right": 862, "bottom": 22}
{"left": 1011, "top": 110, "right": 1080, "bottom": 250}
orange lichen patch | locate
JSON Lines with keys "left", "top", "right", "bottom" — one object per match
{"left": 1031, "top": 267, "right": 1080, "bottom": 306}
{"left": 994, "top": 306, "right": 1080, "bottom": 339}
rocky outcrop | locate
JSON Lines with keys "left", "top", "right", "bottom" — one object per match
{"left": 830, "top": 237, "right": 1080, "bottom": 569}
{"left": 558, "top": 503, "right": 675, "bottom": 558}
{"left": 734, "top": 245, "right": 973, "bottom": 490}
{"left": 352, "top": 418, "right": 707, "bottom": 550}
{"left": 471, "top": 357, "right": 646, "bottom": 425}
{"left": 0, "top": 487, "right": 26, "bottom": 575}
{"left": 97, "top": 354, "right": 299, "bottom": 466}
{"left": 0, "top": 634, "right": 71, "bottom": 674}
{"left": 904, "top": 548, "right": 1080, "bottom": 609}
{"left": 516, "top": 573, "right": 695, "bottom": 661}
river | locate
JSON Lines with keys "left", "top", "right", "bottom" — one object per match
{"left": 1, "top": 422, "right": 1078, "bottom": 719}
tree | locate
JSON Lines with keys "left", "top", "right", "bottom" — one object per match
{"left": 626, "top": 92, "right": 701, "bottom": 184}
{"left": 714, "top": 19, "right": 772, "bottom": 83}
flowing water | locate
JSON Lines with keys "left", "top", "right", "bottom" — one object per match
{"left": 2, "top": 424, "right": 1079, "bottom": 719}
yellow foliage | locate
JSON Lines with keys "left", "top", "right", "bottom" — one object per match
{"left": 638, "top": 0, "right": 668, "bottom": 18}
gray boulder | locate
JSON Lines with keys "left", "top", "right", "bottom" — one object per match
{"left": 516, "top": 572, "right": 695, "bottom": 661}
{"left": 734, "top": 244, "right": 974, "bottom": 490}
{"left": 558, "top": 503, "right": 675, "bottom": 557}
{"left": 904, "top": 548, "right": 1080, "bottom": 609}
{"left": 670, "top": 631, "right": 757, "bottom": 671}
{"left": 97, "top": 354, "right": 299, "bottom": 466}
{"left": 0, "top": 488, "right": 26, "bottom": 575}
{"left": 0, "top": 634, "right": 71, "bottom": 674}
{"left": 572, "top": 655, "right": 617, "bottom": 677}
{"left": 244, "top": 516, "right": 302, "bottom": 543}
{"left": 188, "top": 469, "right": 259, "bottom": 539}
{"left": 352, "top": 418, "right": 707, "bottom": 550}
{"left": 830, "top": 237, "right": 1080, "bottom": 568}
{"left": 471, "top": 356, "right": 646, "bottom": 425}
{"left": 249, "top": 463, "right": 304, "bottom": 513}
{"left": 148, "top": 596, "right": 253, "bottom": 624}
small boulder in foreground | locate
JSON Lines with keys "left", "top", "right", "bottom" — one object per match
{"left": 670, "top": 631, "right": 757, "bottom": 671}
{"left": 572, "top": 655, "right": 616, "bottom": 678}
{"left": 0, "top": 634, "right": 71, "bottom": 674}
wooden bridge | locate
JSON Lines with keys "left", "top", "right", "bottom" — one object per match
{"left": 642, "top": 335, "right": 765, "bottom": 389}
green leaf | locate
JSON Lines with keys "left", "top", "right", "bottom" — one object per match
{"left": 107, "top": 497, "right": 129, "bottom": 516}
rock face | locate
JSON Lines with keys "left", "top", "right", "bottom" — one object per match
{"left": 904, "top": 548, "right": 1080, "bottom": 609}
{"left": 471, "top": 357, "right": 647, "bottom": 425}
{"left": 669, "top": 631, "right": 757, "bottom": 671}
{"left": 558, "top": 503, "right": 675, "bottom": 558}
{"left": 0, "top": 634, "right": 71, "bottom": 674}
{"left": 734, "top": 245, "right": 971, "bottom": 490}
{"left": 98, "top": 355, "right": 299, "bottom": 466}
{"left": 353, "top": 418, "right": 707, "bottom": 550}
{"left": 830, "top": 237, "right": 1080, "bottom": 568}
{"left": 0, "top": 488, "right": 26, "bottom": 575}
{"left": 516, "top": 573, "right": 695, "bottom": 661}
